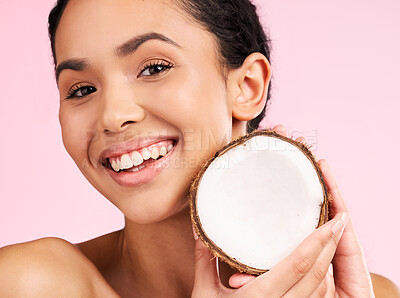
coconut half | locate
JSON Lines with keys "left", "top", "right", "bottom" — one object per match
{"left": 189, "top": 129, "right": 330, "bottom": 275}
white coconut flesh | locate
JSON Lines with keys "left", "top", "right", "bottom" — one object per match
{"left": 195, "top": 135, "right": 325, "bottom": 271}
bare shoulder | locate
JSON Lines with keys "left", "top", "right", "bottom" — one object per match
{"left": 370, "top": 273, "right": 400, "bottom": 298}
{"left": 0, "top": 237, "right": 119, "bottom": 297}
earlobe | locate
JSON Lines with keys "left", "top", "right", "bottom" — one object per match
{"left": 231, "top": 52, "right": 271, "bottom": 122}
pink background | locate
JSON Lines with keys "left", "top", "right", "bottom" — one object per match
{"left": 1, "top": 0, "right": 399, "bottom": 285}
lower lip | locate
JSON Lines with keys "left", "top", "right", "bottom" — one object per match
{"left": 104, "top": 140, "right": 177, "bottom": 187}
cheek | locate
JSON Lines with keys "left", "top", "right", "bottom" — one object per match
{"left": 59, "top": 107, "right": 93, "bottom": 168}
{"left": 149, "top": 68, "right": 231, "bottom": 144}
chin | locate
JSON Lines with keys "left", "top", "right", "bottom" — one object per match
{"left": 120, "top": 192, "right": 189, "bottom": 225}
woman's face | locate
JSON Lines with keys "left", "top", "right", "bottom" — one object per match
{"left": 56, "top": 0, "right": 234, "bottom": 223}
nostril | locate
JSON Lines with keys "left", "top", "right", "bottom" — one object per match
{"left": 103, "top": 121, "right": 136, "bottom": 134}
{"left": 121, "top": 120, "right": 135, "bottom": 128}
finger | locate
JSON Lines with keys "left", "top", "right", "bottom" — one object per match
{"left": 318, "top": 159, "right": 348, "bottom": 215}
{"left": 308, "top": 268, "right": 335, "bottom": 298}
{"left": 272, "top": 124, "right": 288, "bottom": 137}
{"left": 318, "top": 160, "right": 367, "bottom": 271}
{"left": 192, "top": 225, "right": 223, "bottom": 294}
{"left": 325, "top": 265, "right": 336, "bottom": 297}
{"left": 284, "top": 221, "right": 346, "bottom": 298}
{"left": 295, "top": 136, "right": 306, "bottom": 144}
{"left": 228, "top": 273, "right": 256, "bottom": 289}
{"left": 295, "top": 136, "right": 311, "bottom": 149}
{"left": 308, "top": 273, "right": 329, "bottom": 298}
{"left": 308, "top": 265, "right": 336, "bottom": 298}
{"left": 246, "top": 212, "right": 348, "bottom": 297}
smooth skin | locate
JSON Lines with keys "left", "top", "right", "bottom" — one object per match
{"left": 0, "top": 0, "right": 399, "bottom": 296}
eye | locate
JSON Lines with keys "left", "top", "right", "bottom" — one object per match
{"left": 65, "top": 84, "right": 96, "bottom": 100}
{"left": 138, "top": 59, "right": 174, "bottom": 78}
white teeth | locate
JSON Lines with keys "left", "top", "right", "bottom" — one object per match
{"left": 126, "top": 164, "right": 146, "bottom": 172}
{"left": 120, "top": 154, "right": 133, "bottom": 170}
{"left": 111, "top": 159, "right": 120, "bottom": 172}
{"left": 141, "top": 148, "right": 151, "bottom": 160}
{"left": 108, "top": 142, "right": 175, "bottom": 172}
{"left": 131, "top": 151, "right": 144, "bottom": 166}
{"left": 159, "top": 146, "right": 167, "bottom": 156}
{"left": 151, "top": 147, "right": 160, "bottom": 159}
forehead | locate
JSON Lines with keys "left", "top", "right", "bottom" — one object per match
{"left": 55, "top": 0, "right": 218, "bottom": 65}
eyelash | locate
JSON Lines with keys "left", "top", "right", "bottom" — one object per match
{"left": 65, "top": 83, "right": 96, "bottom": 100}
{"left": 138, "top": 59, "right": 174, "bottom": 78}
{"left": 64, "top": 60, "right": 174, "bottom": 100}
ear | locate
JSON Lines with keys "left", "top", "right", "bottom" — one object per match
{"left": 228, "top": 52, "right": 272, "bottom": 122}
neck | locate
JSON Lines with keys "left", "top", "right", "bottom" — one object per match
{"left": 118, "top": 204, "right": 196, "bottom": 297}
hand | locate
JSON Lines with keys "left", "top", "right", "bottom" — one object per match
{"left": 192, "top": 211, "right": 346, "bottom": 297}
{"left": 271, "top": 124, "right": 374, "bottom": 297}
{"left": 318, "top": 154, "right": 374, "bottom": 296}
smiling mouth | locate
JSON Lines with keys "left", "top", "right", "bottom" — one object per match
{"left": 102, "top": 139, "right": 177, "bottom": 173}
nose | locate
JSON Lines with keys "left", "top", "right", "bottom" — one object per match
{"left": 98, "top": 80, "right": 145, "bottom": 134}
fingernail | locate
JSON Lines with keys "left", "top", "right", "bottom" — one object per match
{"left": 331, "top": 212, "right": 349, "bottom": 237}
{"left": 328, "top": 264, "right": 333, "bottom": 276}
{"left": 192, "top": 225, "right": 198, "bottom": 240}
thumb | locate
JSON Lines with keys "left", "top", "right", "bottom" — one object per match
{"left": 192, "top": 225, "right": 222, "bottom": 294}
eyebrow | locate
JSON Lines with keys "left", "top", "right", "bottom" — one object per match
{"left": 116, "top": 32, "right": 182, "bottom": 57}
{"left": 56, "top": 32, "right": 182, "bottom": 82}
{"left": 56, "top": 59, "right": 88, "bottom": 82}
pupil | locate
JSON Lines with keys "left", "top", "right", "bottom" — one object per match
{"left": 153, "top": 65, "right": 163, "bottom": 73}
{"left": 83, "top": 86, "right": 94, "bottom": 95}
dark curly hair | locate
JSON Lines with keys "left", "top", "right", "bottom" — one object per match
{"left": 48, "top": 0, "right": 272, "bottom": 133}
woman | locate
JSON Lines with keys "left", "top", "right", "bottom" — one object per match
{"left": 0, "top": 0, "right": 398, "bottom": 296}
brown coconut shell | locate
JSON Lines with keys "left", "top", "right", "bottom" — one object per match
{"left": 189, "top": 128, "right": 331, "bottom": 276}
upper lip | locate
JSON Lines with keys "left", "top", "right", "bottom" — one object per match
{"left": 99, "top": 135, "right": 178, "bottom": 165}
